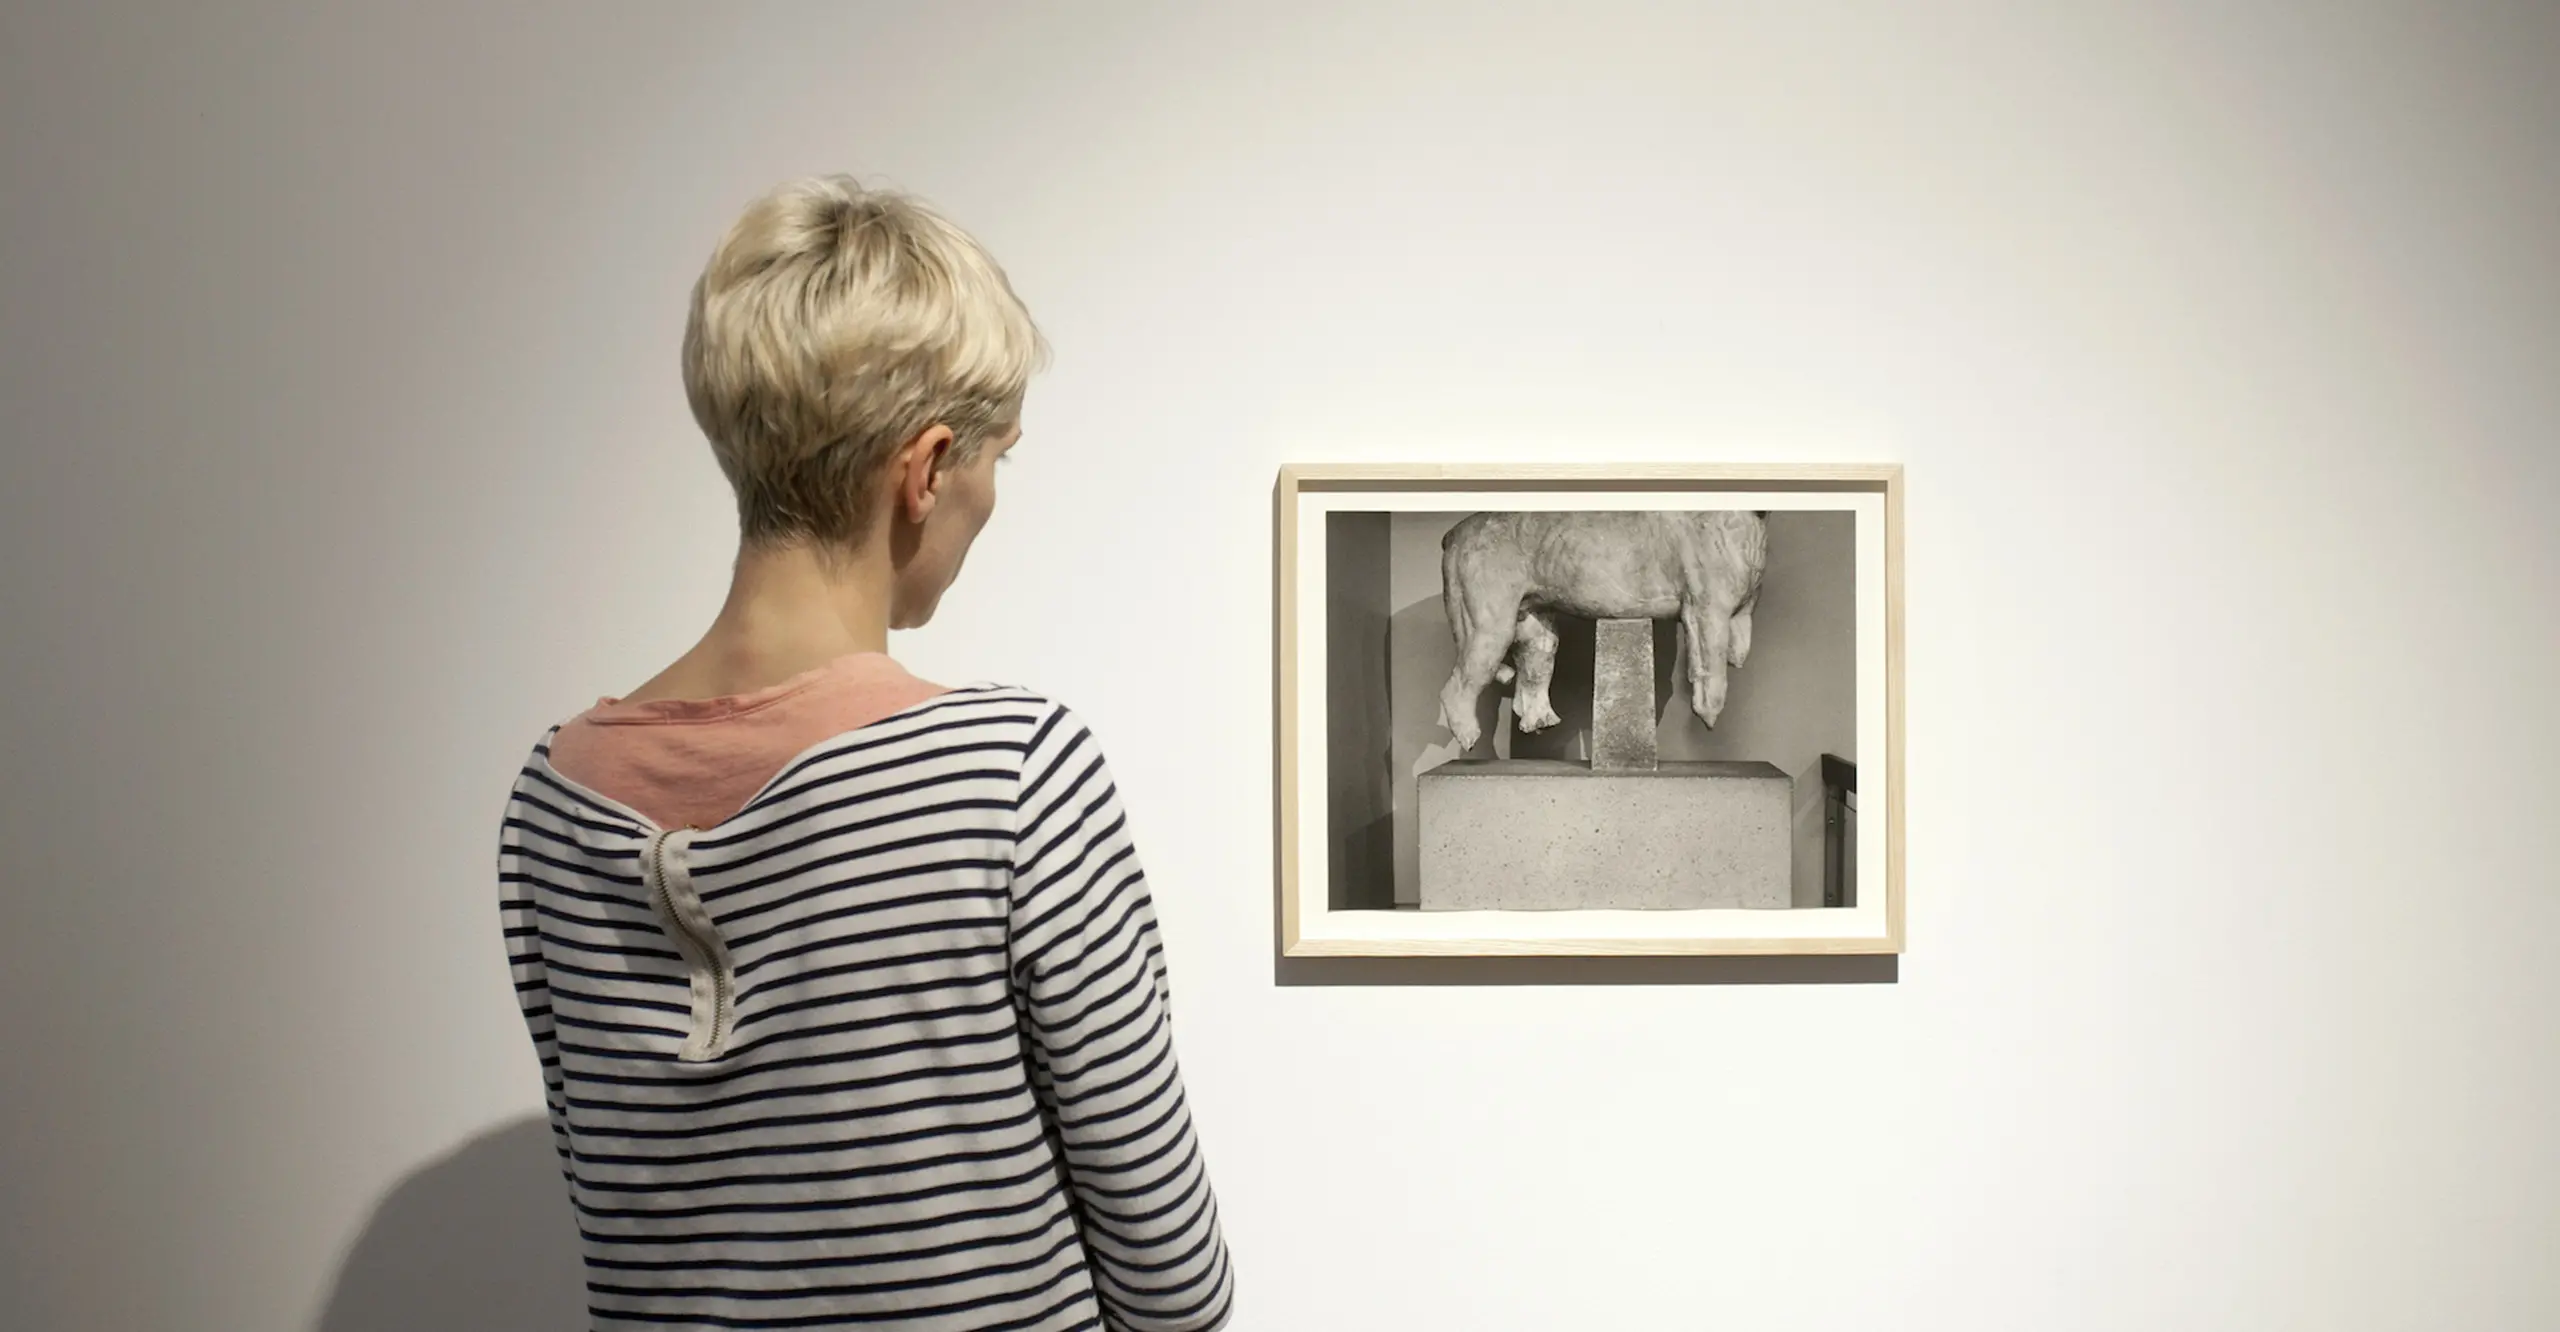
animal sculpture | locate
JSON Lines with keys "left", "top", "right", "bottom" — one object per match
{"left": 1436, "top": 510, "right": 1769, "bottom": 752}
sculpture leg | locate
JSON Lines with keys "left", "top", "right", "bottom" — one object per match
{"left": 1510, "top": 610, "right": 1563, "bottom": 733}
{"left": 1681, "top": 602, "right": 1735, "bottom": 729}
{"left": 1438, "top": 613, "right": 1515, "bottom": 752}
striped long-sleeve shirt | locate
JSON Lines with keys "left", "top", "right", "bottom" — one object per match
{"left": 496, "top": 684, "right": 1235, "bottom": 1330}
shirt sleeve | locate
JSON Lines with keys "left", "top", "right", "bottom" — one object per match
{"left": 498, "top": 810, "right": 576, "bottom": 1184}
{"left": 1008, "top": 702, "right": 1236, "bottom": 1332}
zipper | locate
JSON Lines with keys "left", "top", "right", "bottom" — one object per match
{"left": 642, "top": 826, "right": 736, "bottom": 1062}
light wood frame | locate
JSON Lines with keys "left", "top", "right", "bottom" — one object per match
{"left": 1275, "top": 462, "right": 1905, "bottom": 957}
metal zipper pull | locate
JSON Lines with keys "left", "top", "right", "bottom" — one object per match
{"left": 643, "top": 827, "right": 737, "bottom": 1062}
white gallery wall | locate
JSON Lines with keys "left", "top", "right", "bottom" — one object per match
{"left": 3, "top": 3, "right": 2554, "bottom": 1330}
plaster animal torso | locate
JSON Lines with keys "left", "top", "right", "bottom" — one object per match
{"left": 1432, "top": 508, "right": 1770, "bottom": 749}
{"left": 1507, "top": 510, "right": 1696, "bottom": 620}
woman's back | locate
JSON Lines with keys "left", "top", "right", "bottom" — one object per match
{"left": 498, "top": 682, "right": 1234, "bottom": 1329}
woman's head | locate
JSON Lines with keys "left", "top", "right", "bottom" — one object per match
{"left": 681, "top": 175, "right": 1046, "bottom": 625}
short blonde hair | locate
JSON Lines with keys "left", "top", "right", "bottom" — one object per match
{"left": 681, "top": 175, "right": 1047, "bottom": 552}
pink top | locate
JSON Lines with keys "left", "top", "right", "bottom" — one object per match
{"left": 546, "top": 650, "right": 950, "bottom": 831}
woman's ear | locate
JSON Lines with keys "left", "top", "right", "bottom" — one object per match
{"left": 893, "top": 423, "right": 958, "bottom": 522}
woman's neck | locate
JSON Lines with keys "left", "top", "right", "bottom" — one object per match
{"left": 622, "top": 539, "right": 895, "bottom": 704}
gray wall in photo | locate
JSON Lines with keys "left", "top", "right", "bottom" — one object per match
{"left": 1659, "top": 509, "right": 1857, "bottom": 907}
{"left": 1387, "top": 513, "right": 1462, "bottom": 907}
{"left": 1324, "top": 512, "right": 1396, "bottom": 909}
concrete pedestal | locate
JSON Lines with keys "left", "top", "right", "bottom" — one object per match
{"left": 1416, "top": 758, "right": 1792, "bottom": 910}
{"left": 1590, "top": 618, "right": 1657, "bottom": 770}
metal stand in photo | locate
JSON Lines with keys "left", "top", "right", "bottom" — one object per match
{"left": 1416, "top": 617, "right": 1792, "bottom": 910}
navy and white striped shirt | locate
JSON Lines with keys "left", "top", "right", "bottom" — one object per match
{"left": 497, "top": 684, "right": 1234, "bottom": 1330}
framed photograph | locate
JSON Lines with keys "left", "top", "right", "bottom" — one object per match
{"left": 1275, "top": 462, "right": 1904, "bottom": 957}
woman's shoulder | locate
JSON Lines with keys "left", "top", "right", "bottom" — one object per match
{"left": 923, "top": 679, "right": 1070, "bottom": 719}
{"left": 927, "top": 683, "right": 1126, "bottom": 760}
{"left": 905, "top": 681, "right": 1092, "bottom": 748}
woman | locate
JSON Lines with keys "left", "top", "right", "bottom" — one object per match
{"left": 496, "top": 174, "right": 1234, "bottom": 1331}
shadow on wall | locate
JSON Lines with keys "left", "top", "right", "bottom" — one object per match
{"left": 1327, "top": 510, "right": 1398, "bottom": 910}
{"left": 312, "top": 1115, "right": 584, "bottom": 1332}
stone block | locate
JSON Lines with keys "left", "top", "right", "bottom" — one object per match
{"left": 1590, "top": 617, "right": 1657, "bottom": 770}
{"left": 1417, "top": 759, "right": 1791, "bottom": 910}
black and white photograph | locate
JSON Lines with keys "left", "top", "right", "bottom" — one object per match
{"left": 1277, "top": 464, "right": 1903, "bottom": 957}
